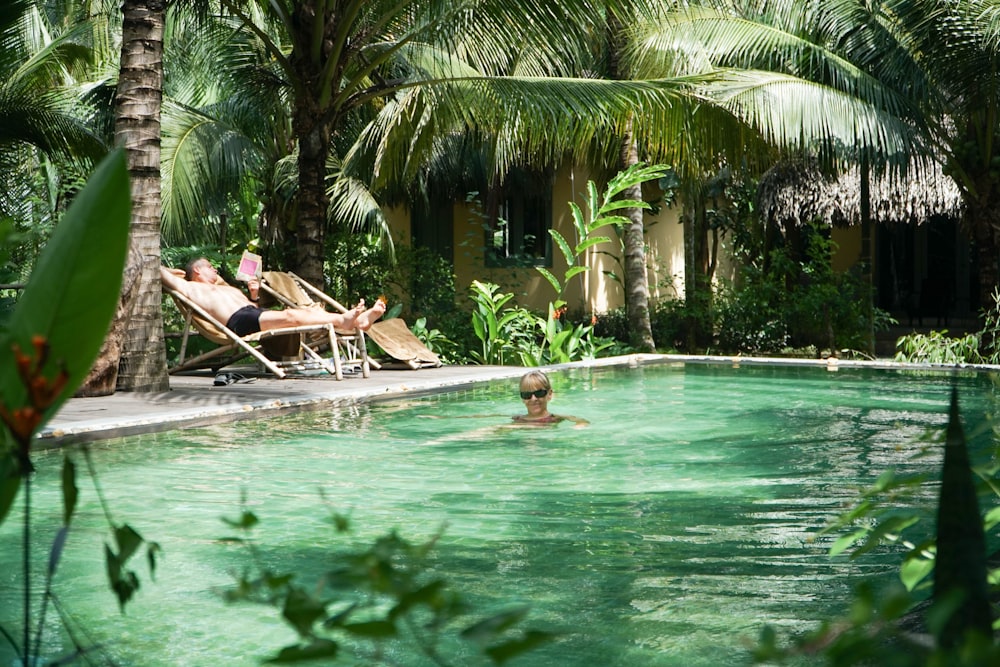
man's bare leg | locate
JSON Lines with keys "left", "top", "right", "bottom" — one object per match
{"left": 259, "top": 299, "right": 385, "bottom": 332}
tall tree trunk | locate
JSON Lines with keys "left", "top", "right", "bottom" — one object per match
{"left": 111, "top": 0, "right": 169, "bottom": 392}
{"left": 619, "top": 124, "right": 656, "bottom": 352}
{"left": 608, "top": 13, "right": 654, "bottom": 352}
{"left": 292, "top": 107, "right": 329, "bottom": 289}
{"left": 859, "top": 157, "right": 875, "bottom": 356}
{"left": 970, "top": 199, "right": 1000, "bottom": 317}
{"left": 77, "top": 242, "right": 142, "bottom": 396}
{"left": 683, "top": 193, "right": 713, "bottom": 350}
{"left": 289, "top": 2, "right": 333, "bottom": 290}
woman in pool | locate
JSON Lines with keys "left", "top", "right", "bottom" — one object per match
{"left": 513, "top": 370, "right": 588, "bottom": 426}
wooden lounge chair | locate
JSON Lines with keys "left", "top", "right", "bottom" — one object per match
{"left": 366, "top": 319, "right": 442, "bottom": 370}
{"left": 162, "top": 269, "right": 351, "bottom": 379}
{"left": 258, "top": 271, "right": 372, "bottom": 378}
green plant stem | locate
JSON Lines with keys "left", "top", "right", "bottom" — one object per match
{"left": 32, "top": 536, "right": 57, "bottom": 661}
{"left": 403, "top": 614, "right": 448, "bottom": 667}
{"left": 0, "top": 625, "right": 19, "bottom": 660}
{"left": 83, "top": 447, "right": 115, "bottom": 526}
{"left": 22, "top": 473, "right": 30, "bottom": 665}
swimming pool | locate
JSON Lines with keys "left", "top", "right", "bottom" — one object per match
{"left": 2, "top": 361, "right": 996, "bottom": 665}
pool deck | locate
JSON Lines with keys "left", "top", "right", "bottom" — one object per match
{"left": 37, "top": 363, "right": 530, "bottom": 447}
{"left": 37, "top": 353, "right": 986, "bottom": 447}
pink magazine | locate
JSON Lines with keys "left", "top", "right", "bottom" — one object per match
{"left": 236, "top": 251, "right": 262, "bottom": 281}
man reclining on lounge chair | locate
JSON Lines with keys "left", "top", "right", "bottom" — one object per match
{"left": 160, "top": 258, "right": 385, "bottom": 336}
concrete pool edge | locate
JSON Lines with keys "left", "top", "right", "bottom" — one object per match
{"left": 38, "top": 353, "right": 1000, "bottom": 446}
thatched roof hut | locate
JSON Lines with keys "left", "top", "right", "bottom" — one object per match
{"left": 758, "top": 159, "right": 964, "bottom": 229}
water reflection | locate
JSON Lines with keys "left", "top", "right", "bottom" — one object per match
{"left": 1, "top": 363, "right": 996, "bottom": 666}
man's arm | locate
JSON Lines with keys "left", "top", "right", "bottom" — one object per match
{"left": 160, "top": 265, "right": 188, "bottom": 294}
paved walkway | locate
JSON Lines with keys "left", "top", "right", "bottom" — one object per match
{"left": 39, "top": 364, "right": 529, "bottom": 447}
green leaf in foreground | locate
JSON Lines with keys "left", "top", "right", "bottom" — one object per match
{"left": 0, "top": 149, "right": 131, "bottom": 425}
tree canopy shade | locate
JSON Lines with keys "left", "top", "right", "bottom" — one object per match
{"left": 625, "top": 0, "right": 927, "bottom": 170}
{"left": 630, "top": 0, "right": 1000, "bottom": 310}
{"left": 19, "top": 0, "right": 990, "bottom": 390}
{"left": 0, "top": 0, "right": 107, "bottom": 226}
{"left": 207, "top": 0, "right": 667, "bottom": 287}
{"left": 0, "top": 0, "right": 106, "bottom": 159}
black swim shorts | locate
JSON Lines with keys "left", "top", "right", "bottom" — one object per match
{"left": 226, "top": 305, "right": 264, "bottom": 336}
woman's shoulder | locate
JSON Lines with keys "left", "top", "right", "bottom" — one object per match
{"left": 512, "top": 413, "right": 564, "bottom": 424}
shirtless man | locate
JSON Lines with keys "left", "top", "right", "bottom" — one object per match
{"left": 160, "top": 258, "right": 385, "bottom": 336}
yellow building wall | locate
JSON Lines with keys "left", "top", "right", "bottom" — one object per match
{"left": 383, "top": 174, "right": 864, "bottom": 314}
{"left": 449, "top": 164, "right": 687, "bottom": 314}
{"left": 383, "top": 205, "right": 410, "bottom": 251}
{"left": 831, "top": 226, "right": 861, "bottom": 272}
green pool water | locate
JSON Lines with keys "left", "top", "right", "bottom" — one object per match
{"left": 2, "top": 362, "right": 996, "bottom": 666}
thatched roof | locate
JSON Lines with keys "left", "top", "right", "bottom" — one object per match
{"left": 758, "top": 159, "right": 964, "bottom": 229}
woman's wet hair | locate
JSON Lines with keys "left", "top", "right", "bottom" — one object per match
{"left": 519, "top": 370, "right": 551, "bottom": 391}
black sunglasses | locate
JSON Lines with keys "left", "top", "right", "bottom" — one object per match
{"left": 520, "top": 388, "right": 549, "bottom": 399}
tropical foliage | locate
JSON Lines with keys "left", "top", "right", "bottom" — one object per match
{"left": 8, "top": 0, "right": 1000, "bottom": 660}
{"left": 895, "top": 289, "right": 1000, "bottom": 365}
{"left": 220, "top": 498, "right": 552, "bottom": 665}
{"left": 0, "top": 151, "right": 160, "bottom": 665}
{"left": 754, "top": 389, "right": 998, "bottom": 665}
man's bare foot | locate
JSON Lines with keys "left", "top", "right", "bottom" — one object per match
{"left": 338, "top": 299, "right": 385, "bottom": 332}
{"left": 356, "top": 298, "right": 386, "bottom": 331}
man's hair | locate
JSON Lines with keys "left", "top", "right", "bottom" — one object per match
{"left": 184, "top": 257, "right": 208, "bottom": 281}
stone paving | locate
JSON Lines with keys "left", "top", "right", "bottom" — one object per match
{"left": 39, "top": 364, "right": 528, "bottom": 447}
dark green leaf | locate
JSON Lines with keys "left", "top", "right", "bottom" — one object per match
{"left": 106, "top": 544, "right": 140, "bottom": 611}
{"left": 0, "top": 453, "right": 20, "bottom": 525}
{"left": 264, "top": 639, "right": 338, "bottom": 664}
{"left": 343, "top": 620, "right": 397, "bottom": 638}
{"left": 146, "top": 541, "right": 162, "bottom": 580}
{"left": 535, "top": 266, "right": 561, "bottom": 294}
{"left": 282, "top": 587, "right": 327, "bottom": 636}
{"left": 485, "top": 629, "right": 556, "bottom": 664}
{"left": 61, "top": 453, "right": 78, "bottom": 526}
{"left": 933, "top": 388, "right": 992, "bottom": 644}
{"left": 547, "top": 229, "right": 574, "bottom": 267}
{"left": 390, "top": 579, "right": 446, "bottom": 619}
{"left": 323, "top": 602, "right": 358, "bottom": 629}
{"left": 0, "top": 150, "right": 130, "bottom": 424}
{"left": 222, "top": 509, "right": 259, "bottom": 530}
{"left": 48, "top": 526, "right": 70, "bottom": 576}
{"left": 573, "top": 237, "right": 611, "bottom": 254}
{"left": 461, "top": 605, "right": 530, "bottom": 643}
{"left": 114, "top": 523, "right": 144, "bottom": 563}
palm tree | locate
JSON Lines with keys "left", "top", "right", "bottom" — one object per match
{"left": 205, "top": 0, "right": 615, "bottom": 288}
{"left": 159, "top": 8, "right": 295, "bottom": 252}
{"left": 104, "top": 0, "right": 169, "bottom": 393}
{"left": 892, "top": 0, "right": 1000, "bottom": 312}
{"left": 0, "top": 0, "right": 106, "bottom": 226}
{"left": 156, "top": 0, "right": 927, "bottom": 362}
{"left": 632, "top": 0, "right": 1000, "bottom": 321}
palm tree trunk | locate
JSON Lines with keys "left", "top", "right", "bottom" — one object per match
{"left": 293, "top": 106, "right": 329, "bottom": 289}
{"left": 289, "top": 2, "right": 332, "bottom": 290}
{"left": 971, "top": 199, "right": 1000, "bottom": 317}
{"left": 860, "top": 157, "right": 875, "bottom": 356}
{"left": 608, "top": 12, "right": 654, "bottom": 352}
{"left": 619, "top": 125, "right": 656, "bottom": 352}
{"left": 108, "top": 0, "right": 169, "bottom": 392}
{"left": 77, "top": 242, "right": 143, "bottom": 396}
